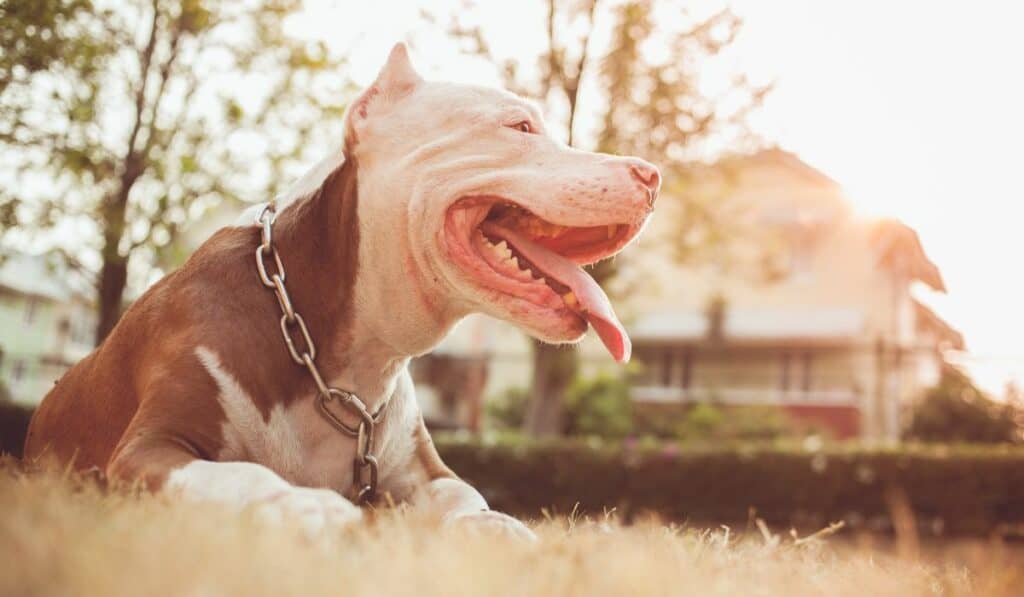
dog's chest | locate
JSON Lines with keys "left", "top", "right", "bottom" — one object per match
{"left": 196, "top": 346, "right": 418, "bottom": 493}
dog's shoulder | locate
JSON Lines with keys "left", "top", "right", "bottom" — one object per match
{"left": 107, "top": 224, "right": 268, "bottom": 358}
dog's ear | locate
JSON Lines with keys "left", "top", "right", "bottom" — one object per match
{"left": 346, "top": 43, "right": 422, "bottom": 140}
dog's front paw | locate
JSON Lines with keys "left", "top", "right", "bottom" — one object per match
{"left": 448, "top": 510, "right": 537, "bottom": 542}
{"left": 253, "top": 487, "right": 363, "bottom": 536}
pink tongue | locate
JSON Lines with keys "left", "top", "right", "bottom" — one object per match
{"left": 481, "top": 222, "right": 631, "bottom": 363}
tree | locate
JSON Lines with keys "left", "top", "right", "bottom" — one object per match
{"left": 431, "top": 0, "right": 767, "bottom": 435}
{"left": 0, "top": 0, "right": 353, "bottom": 342}
{"left": 904, "top": 370, "right": 1023, "bottom": 444}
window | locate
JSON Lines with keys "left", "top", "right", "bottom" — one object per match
{"left": 781, "top": 351, "right": 815, "bottom": 399}
{"left": 660, "top": 349, "right": 673, "bottom": 387}
{"left": 12, "top": 359, "right": 26, "bottom": 382}
{"left": 681, "top": 350, "right": 693, "bottom": 390}
{"left": 24, "top": 298, "right": 39, "bottom": 324}
{"left": 788, "top": 234, "right": 816, "bottom": 282}
{"left": 58, "top": 317, "right": 71, "bottom": 338}
{"left": 780, "top": 353, "right": 791, "bottom": 392}
{"left": 801, "top": 352, "right": 813, "bottom": 393}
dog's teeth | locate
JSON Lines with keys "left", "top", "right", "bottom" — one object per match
{"left": 562, "top": 292, "right": 578, "bottom": 307}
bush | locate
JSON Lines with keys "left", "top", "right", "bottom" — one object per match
{"left": 564, "top": 374, "right": 633, "bottom": 437}
{"left": 631, "top": 402, "right": 823, "bottom": 443}
{"left": 437, "top": 436, "right": 1024, "bottom": 535}
{"left": 905, "top": 371, "right": 1023, "bottom": 444}
{"left": 485, "top": 386, "right": 530, "bottom": 430}
{"left": 485, "top": 375, "right": 634, "bottom": 437}
{"left": 488, "top": 376, "right": 812, "bottom": 442}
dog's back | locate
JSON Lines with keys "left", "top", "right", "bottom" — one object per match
{"left": 24, "top": 225, "right": 256, "bottom": 470}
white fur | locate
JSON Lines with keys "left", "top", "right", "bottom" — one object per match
{"left": 409, "top": 477, "right": 488, "bottom": 522}
{"left": 165, "top": 460, "right": 363, "bottom": 537}
{"left": 347, "top": 46, "right": 657, "bottom": 357}
{"left": 193, "top": 345, "right": 424, "bottom": 496}
{"left": 196, "top": 346, "right": 305, "bottom": 480}
{"left": 182, "top": 343, "right": 531, "bottom": 538}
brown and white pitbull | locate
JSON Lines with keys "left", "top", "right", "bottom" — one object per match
{"left": 24, "top": 44, "right": 659, "bottom": 537}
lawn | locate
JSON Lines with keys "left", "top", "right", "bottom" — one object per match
{"left": 1, "top": 463, "right": 1021, "bottom": 597}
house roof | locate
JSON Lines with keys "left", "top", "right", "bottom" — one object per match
{"left": 742, "top": 147, "right": 843, "bottom": 189}
{"left": 913, "top": 299, "right": 965, "bottom": 350}
{"left": 722, "top": 150, "right": 946, "bottom": 294}
{"left": 869, "top": 218, "right": 946, "bottom": 292}
{"left": 630, "top": 307, "right": 866, "bottom": 344}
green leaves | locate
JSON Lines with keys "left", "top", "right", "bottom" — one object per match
{"left": 178, "top": 155, "right": 197, "bottom": 174}
{"left": 3, "top": 0, "right": 354, "bottom": 340}
{"left": 177, "top": 0, "right": 212, "bottom": 34}
{"left": 225, "top": 100, "right": 243, "bottom": 125}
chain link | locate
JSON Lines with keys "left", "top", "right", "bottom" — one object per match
{"left": 254, "top": 202, "right": 386, "bottom": 504}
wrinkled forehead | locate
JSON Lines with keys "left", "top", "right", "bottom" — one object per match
{"left": 405, "top": 81, "right": 543, "bottom": 124}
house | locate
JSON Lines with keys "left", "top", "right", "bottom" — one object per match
{"left": 0, "top": 253, "right": 96, "bottom": 404}
{"left": 422, "top": 149, "right": 961, "bottom": 440}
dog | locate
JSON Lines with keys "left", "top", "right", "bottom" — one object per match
{"left": 24, "top": 43, "right": 659, "bottom": 538}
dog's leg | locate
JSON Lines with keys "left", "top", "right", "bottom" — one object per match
{"left": 108, "top": 428, "right": 361, "bottom": 536}
{"left": 403, "top": 419, "right": 536, "bottom": 541}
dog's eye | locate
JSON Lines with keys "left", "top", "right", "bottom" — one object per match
{"left": 509, "top": 121, "right": 533, "bottom": 134}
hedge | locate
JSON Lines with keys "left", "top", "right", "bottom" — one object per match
{"left": 435, "top": 436, "right": 1024, "bottom": 536}
{"left": 4, "top": 402, "right": 1023, "bottom": 536}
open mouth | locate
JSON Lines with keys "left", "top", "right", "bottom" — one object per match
{"left": 445, "top": 198, "right": 642, "bottom": 362}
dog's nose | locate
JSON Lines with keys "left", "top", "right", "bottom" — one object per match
{"left": 629, "top": 161, "right": 661, "bottom": 206}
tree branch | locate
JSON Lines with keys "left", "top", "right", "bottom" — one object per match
{"left": 541, "top": 0, "right": 560, "bottom": 100}
{"left": 139, "top": 22, "right": 183, "bottom": 159}
{"left": 124, "top": 0, "right": 160, "bottom": 163}
{"left": 566, "top": 0, "right": 599, "bottom": 147}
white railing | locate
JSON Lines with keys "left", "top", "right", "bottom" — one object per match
{"left": 631, "top": 385, "right": 858, "bottom": 407}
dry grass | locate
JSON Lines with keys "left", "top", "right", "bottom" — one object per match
{"left": 2, "top": 465, "right": 1021, "bottom": 597}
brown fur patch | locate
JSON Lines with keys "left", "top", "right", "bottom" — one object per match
{"left": 25, "top": 156, "right": 362, "bottom": 489}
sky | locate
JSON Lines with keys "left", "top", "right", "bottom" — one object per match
{"left": 288, "top": 0, "right": 1024, "bottom": 392}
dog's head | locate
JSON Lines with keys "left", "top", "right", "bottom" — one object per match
{"left": 344, "top": 44, "right": 659, "bottom": 362}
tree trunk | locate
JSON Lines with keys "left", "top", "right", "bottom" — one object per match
{"left": 95, "top": 188, "right": 132, "bottom": 344}
{"left": 522, "top": 340, "right": 579, "bottom": 436}
{"left": 95, "top": 150, "right": 142, "bottom": 344}
{"left": 95, "top": 253, "right": 128, "bottom": 344}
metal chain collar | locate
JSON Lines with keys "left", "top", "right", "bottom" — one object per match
{"left": 254, "top": 202, "right": 386, "bottom": 504}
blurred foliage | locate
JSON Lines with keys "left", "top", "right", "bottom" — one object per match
{"left": 487, "top": 380, "right": 632, "bottom": 436}
{"left": 486, "top": 386, "right": 531, "bottom": 431}
{"left": 565, "top": 374, "right": 633, "bottom": 437}
{"left": 488, "top": 375, "right": 820, "bottom": 442}
{"left": 904, "top": 370, "right": 1024, "bottom": 444}
{"left": 437, "top": 435, "right": 1024, "bottom": 534}
{"left": 636, "top": 402, "right": 822, "bottom": 443}
{"left": 0, "top": 0, "right": 355, "bottom": 341}
{"left": 0, "top": 0, "right": 102, "bottom": 94}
